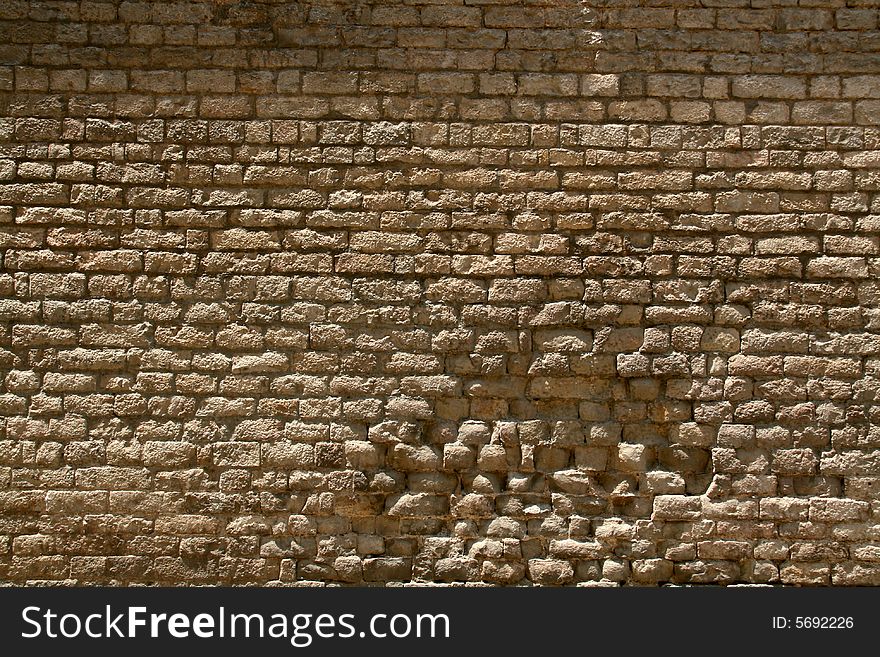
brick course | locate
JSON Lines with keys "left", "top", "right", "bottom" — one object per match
{"left": 1, "top": 0, "right": 879, "bottom": 585}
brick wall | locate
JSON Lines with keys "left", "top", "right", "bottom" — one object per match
{"left": 1, "top": 0, "right": 879, "bottom": 586}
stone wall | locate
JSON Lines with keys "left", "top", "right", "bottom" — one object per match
{"left": 1, "top": 0, "right": 879, "bottom": 586}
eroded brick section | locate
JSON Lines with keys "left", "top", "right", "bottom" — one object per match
{"left": 1, "top": 0, "right": 879, "bottom": 586}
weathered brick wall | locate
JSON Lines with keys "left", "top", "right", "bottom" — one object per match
{"left": 1, "top": 0, "right": 879, "bottom": 586}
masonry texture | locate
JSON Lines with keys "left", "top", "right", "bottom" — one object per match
{"left": 1, "top": 0, "right": 879, "bottom": 586}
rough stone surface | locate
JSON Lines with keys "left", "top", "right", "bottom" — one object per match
{"left": 0, "top": 0, "right": 879, "bottom": 586}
